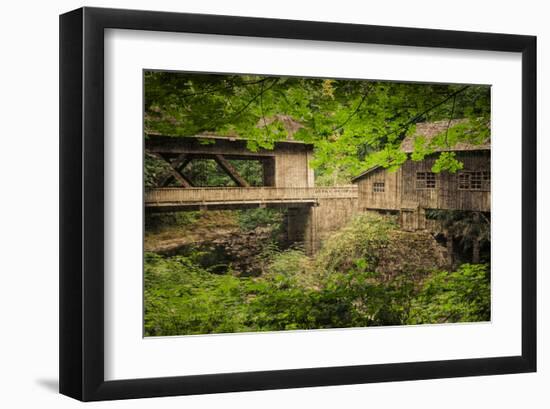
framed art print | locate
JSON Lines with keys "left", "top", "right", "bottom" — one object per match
{"left": 59, "top": 7, "right": 536, "bottom": 401}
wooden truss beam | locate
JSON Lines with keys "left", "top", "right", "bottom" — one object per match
{"left": 162, "top": 166, "right": 193, "bottom": 188}
{"left": 213, "top": 154, "right": 250, "bottom": 187}
{"left": 151, "top": 152, "right": 193, "bottom": 188}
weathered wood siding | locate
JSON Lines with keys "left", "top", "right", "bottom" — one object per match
{"left": 355, "top": 151, "right": 490, "bottom": 213}
{"left": 289, "top": 197, "right": 359, "bottom": 255}
{"left": 356, "top": 167, "right": 402, "bottom": 210}
{"left": 275, "top": 149, "right": 314, "bottom": 188}
{"left": 312, "top": 197, "right": 359, "bottom": 240}
{"left": 399, "top": 207, "right": 427, "bottom": 231}
{"left": 401, "top": 151, "right": 490, "bottom": 212}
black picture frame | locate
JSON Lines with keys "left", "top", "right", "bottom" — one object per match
{"left": 60, "top": 7, "right": 537, "bottom": 401}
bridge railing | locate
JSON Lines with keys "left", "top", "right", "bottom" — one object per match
{"left": 145, "top": 186, "right": 358, "bottom": 205}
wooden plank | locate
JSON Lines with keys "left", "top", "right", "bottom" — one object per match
{"left": 145, "top": 135, "right": 312, "bottom": 155}
{"left": 170, "top": 153, "right": 192, "bottom": 169}
{"left": 144, "top": 187, "right": 358, "bottom": 206}
{"left": 213, "top": 154, "right": 250, "bottom": 187}
{"left": 163, "top": 168, "right": 193, "bottom": 188}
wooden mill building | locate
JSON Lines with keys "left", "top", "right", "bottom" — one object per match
{"left": 351, "top": 120, "right": 491, "bottom": 231}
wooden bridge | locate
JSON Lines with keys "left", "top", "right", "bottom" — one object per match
{"left": 145, "top": 186, "right": 358, "bottom": 211}
{"left": 144, "top": 134, "right": 359, "bottom": 254}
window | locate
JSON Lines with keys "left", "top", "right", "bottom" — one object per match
{"left": 416, "top": 172, "right": 436, "bottom": 189}
{"left": 373, "top": 182, "right": 385, "bottom": 193}
{"left": 458, "top": 171, "right": 490, "bottom": 191}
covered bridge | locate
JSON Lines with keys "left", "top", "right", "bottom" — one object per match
{"left": 146, "top": 133, "right": 315, "bottom": 189}
{"left": 145, "top": 133, "right": 358, "bottom": 254}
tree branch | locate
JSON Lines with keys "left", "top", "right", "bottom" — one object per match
{"left": 225, "top": 78, "right": 279, "bottom": 123}
{"left": 378, "top": 85, "right": 470, "bottom": 145}
{"left": 176, "top": 77, "right": 271, "bottom": 100}
{"left": 259, "top": 80, "right": 272, "bottom": 138}
{"left": 332, "top": 84, "right": 371, "bottom": 132}
{"left": 444, "top": 93, "right": 458, "bottom": 147}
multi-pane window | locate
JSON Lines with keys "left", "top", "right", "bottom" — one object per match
{"left": 458, "top": 171, "right": 490, "bottom": 191}
{"left": 373, "top": 182, "right": 385, "bottom": 193}
{"left": 416, "top": 172, "right": 436, "bottom": 189}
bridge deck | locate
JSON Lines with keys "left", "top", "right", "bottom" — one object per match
{"left": 145, "top": 186, "right": 358, "bottom": 211}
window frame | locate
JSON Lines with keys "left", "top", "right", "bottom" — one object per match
{"left": 415, "top": 171, "right": 437, "bottom": 189}
{"left": 457, "top": 170, "right": 491, "bottom": 191}
{"left": 373, "top": 181, "right": 385, "bottom": 193}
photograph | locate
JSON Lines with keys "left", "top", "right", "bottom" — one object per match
{"left": 0, "top": 0, "right": 543, "bottom": 405}
{"left": 143, "top": 71, "right": 492, "bottom": 337}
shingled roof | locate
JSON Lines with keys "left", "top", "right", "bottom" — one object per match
{"left": 400, "top": 119, "right": 490, "bottom": 153}
{"left": 351, "top": 119, "right": 490, "bottom": 182}
{"left": 146, "top": 115, "right": 307, "bottom": 145}
{"left": 257, "top": 114, "right": 304, "bottom": 139}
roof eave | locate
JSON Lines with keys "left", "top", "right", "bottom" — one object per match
{"left": 351, "top": 165, "right": 382, "bottom": 183}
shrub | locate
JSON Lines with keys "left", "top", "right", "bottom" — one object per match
{"left": 144, "top": 253, "right": 252, "bottom": 336}
{"left": 144, "top": 219, "right": 491, "bottom": 335}
{"left": 264, "top": 248, "right": 314, "bottom": 283}
{"left": 407, "top": 263, "right": 490, "bottom": 324}
{"left": 315, "top": 212, "right": 396, "bottom": 273}
{"left": 145, "top": 211, "right": 199, "bottom": 233}
{"left": 237, "top": 208, "right": 284, "bottom": 232}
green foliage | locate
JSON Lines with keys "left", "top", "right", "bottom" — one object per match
{"left": 144, "top": 214, "right": 490, "bottom": 336}
{"left": 145, "top": 211, "right": 199, "bottom": 233}
{"left": 410, "top": 119, "right": 490, "bottom": 173}
{"left": 359, "top": 145, "right": 408, "bottom": 172}
{"left": 145, "top": 254, "right": 491, "bottom": 336}
{"left": 181, "top": 158, "right": 265, "bottom": 187}
{"left": 237, "top": 208, "right": 284, "bottom": 232}
{"left": 244, "top": 268, "right": 414, "bottom": 330}
{"left": 265, "top": 249, "right": 310, "bottom": 277}
{"left": 431, "top": 152, "right": 464, "bottom": 174}
{"left": 427, "top": 210, "right": 490, "bottom": 260}
{"left": 145, "top": 250, "right": 415, "bottom": 335}
{"left": 145, "top": 71, "right": 490, "bottom": 184}
{"left": 183, "top": 159, "right": 236, "bottom": 187}
{"left": 315, "top": 213, "right": 396, "bottom": 273}
{"left": 144, "top": 253, "right": 253, "bottom": 335}
{"left": 410, "top": 135, "right": 432, "bottom": 162}
{"left": 145, "top": 155, "right": 265, "bottom": 188}
{"left": 144, "top": 153, "right": 172, "bottom": 187}
{"left": 408, "top": 264, "right": 490, "bottom": 324}
{"left": 230, "top": 159, "right": 264, "bottom": 186}
{"left": 436, "top": 119, "right": 490, "bottom": 147}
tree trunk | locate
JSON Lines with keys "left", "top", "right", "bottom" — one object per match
{"left": 472, "top": 239, "right": 480, "bottom": 264}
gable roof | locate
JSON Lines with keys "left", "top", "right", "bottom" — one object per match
{"left": 400, "top": 119, "right": 491, "bottom": 153}
{"left": 351, "top": 119, "right": 490, "bottom": 183}
{"left": 351, "top": 166, "right": 382, "bottom": 182}
{"left": 146, "top": 115, "right": 305, "bottom": 142}
{"left": 257, "top": 114, "right": 304, "bottom": 139}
